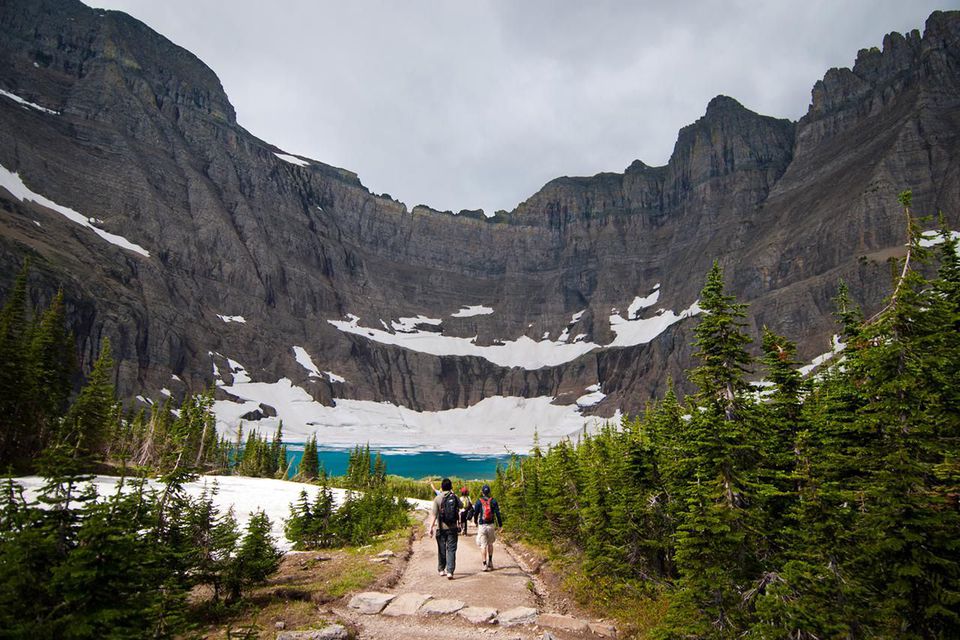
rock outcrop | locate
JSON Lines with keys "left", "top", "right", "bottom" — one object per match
{"left": 2, "top": 1, "right": 959, "bottom": 437}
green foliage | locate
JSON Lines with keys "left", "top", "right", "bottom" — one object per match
{"left": 0, "top": 467, "right": 283, "bottom": 638}
{"left": 284, "top": 468, "right": 412, "bottom": 551}
{"left": 495, "top": 206, "right": 960, "bottom": 639}
{"left": 233, "top": 422, "right": 289, "bottom": 479}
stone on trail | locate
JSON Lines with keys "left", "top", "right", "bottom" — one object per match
{"left": 348, "top": 591, "right": 395, "bottom": 614}
{"left": 276, "top": 625, "right": 348, "bottom": 640}
{"left": 537, "top": 613, "right": 590, "bottom": 634}
{"left": 419, "top": 598, "right": 466, "bottom": 615}
{"left": 376, "top": 549, "right": 396, "bottom": 557}
{"left": 458, "top": 606, "right": 498, "bottom": 624}
{"left": 589, "top": 621, "right": 618, "bottom": 638}
{"left": 382, "top": 592, "right": 432, "bottom": 616}
{"left": 498, "top": 606, "right": 539, "bottom": 626}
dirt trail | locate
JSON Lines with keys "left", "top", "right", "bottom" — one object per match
{"left": 332, "top": 511, "right": 613, "bottom": 640}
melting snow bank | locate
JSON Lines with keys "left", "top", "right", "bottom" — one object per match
{"left": 799, "top": 335, "right": 846, "bottom": 377}
{"left": 920, "top": 229, "right": 960, "bottom": 249}
{"left": 451, "top": 305, "right": 494, "bottom": 318}
{"left": 608, "top": 299, "right": 702, "bottom": 348}
{"left": 0, "top": 88, "right": 59, "bottom": 115}
{"left": 14, "top": 475, "right": 433, "bottom": 553}
{"left": 213, "top": 364, "right": 611, "bottom": 454}
{"left": 274, "top": 152, "right": 311, "bottom": 167}
{"left": 328, "top": 314, "right": 597, "bottom": 368}
{"left": 0, "top": 164, "right": 150, "bottom": 257}
{"left": 328, "top": 291, "right": 701, "bottom": 370}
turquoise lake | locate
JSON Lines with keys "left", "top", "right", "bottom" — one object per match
{"left": 285, "top": 447, "right": 513, "bottom": 480}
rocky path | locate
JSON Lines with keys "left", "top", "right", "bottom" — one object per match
{"left": 324, "top": 512, "right": 617, "bottom": 640}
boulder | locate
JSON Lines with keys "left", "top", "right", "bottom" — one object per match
{"left": 458, "top": 606, "right": 498, "bottom": 624}
{"left": 347, "top": 591, "right": 395, "bottom": 614}
{"left": 589, "top": 621, "right": 618, "bottom": 637}
{"left": 537, "top": 613, "right": 590, "bottom": 634}
{"left": 276, "top": 625, "right": 348, "bottom": 640}
{"left": 498, "top": 606, "right": 539, "bottom": 626}
{"left": 419, "top": 598, "right": 466, "bottom": 615}
{"left": 382, "top": 592, "right": 432, "bottom": 616}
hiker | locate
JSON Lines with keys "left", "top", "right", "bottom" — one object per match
{"left": 428, "top": 477, "right": 462, "bottom": 579}
{"left": 472, "top": 484, "right": 502, "bottom": 571}
{"left": 458, "top": 487, "right": 473, "bottom": 535}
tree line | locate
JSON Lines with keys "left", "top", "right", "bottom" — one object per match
{"left": 493, "top": 195, "right": 959, "bottom": 639}
{"left": 0, "top": 451, "right": 283, "bottom": 638}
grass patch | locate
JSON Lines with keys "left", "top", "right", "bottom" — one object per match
{"left": 523, "top": 538, "right": 670, "bottom": 639}
{"left": 191, "top": 518, "right": 414, "bottom": 638}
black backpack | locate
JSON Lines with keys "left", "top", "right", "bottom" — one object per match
{"left": 440, "top": 492, "right": 459, "bottom": 528}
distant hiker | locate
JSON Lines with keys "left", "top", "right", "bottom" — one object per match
{"left": 458, "top": 487, "right": 473, "bottom": 534}
{"left": 428, "top": 477, "right": 462, "bottom": 579}
{"left": 472, "top": 483, "right": 502, "bottom": 571}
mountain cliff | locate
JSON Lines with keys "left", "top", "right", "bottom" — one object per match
{"left": 2, "top": 1, "right": 959, "bottom": 451}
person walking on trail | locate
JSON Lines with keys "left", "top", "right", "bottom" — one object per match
{"left": 473, "top": 484, "right": 502, "bottom": 571}
{"left": 428, "top": 477, "right": 462, "bottom": 579}
{"left": 458, "top": 487, "right": 473, "bottom": 535}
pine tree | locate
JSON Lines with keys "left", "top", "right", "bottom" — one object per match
{"left": 63, "top": 338, "right": 118, "bottom": 461}
{"left": 658, "top": 262, "right": 766, "bottom": 638}
{"left": 299, "top": 434, "right": 320, "bottom": 480}
{"left": 26, "top": 289, "right": 75, "bottom": 456}
{"left": 224, "top": 509, "right": 281, "bottom": 603}
{"left": 0, "top": 260, "right": 33, "bottom": 468}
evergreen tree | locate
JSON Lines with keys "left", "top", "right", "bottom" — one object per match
{"left": 0, "top": 260, "right": 32, "bottom": 468}
{"left": 224, "top": 510, "right": 282, "bottom": 603}
{"left": 63, "top": 338, "right": 118, "bottom": 461}
{"left": 26, "top": 289, "right": 75, "bottom": 456}
{"left": 299, "top": 434, "right": 320, "bottom": 480}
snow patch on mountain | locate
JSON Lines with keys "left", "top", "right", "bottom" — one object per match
{"left": 608, "top": 300, "right": 702, "bottom": 348}
{"left": 217, "top": 314, "right": 246, "bottom": 324}
{"left": 451, "top": 305, "right": 494, "bottom": 318}
{"left": 328, "top": 314, "right": 597, "bottom": 369}
{"left": 392, "top": 315, "right": 442, "bottom": 332}
{"left": 0, "top": 164, "right": 150, "bottom": 257}
{"left": 0, "top": 88, "right": 60, "bottom": 115}
{"left": 627, "top": 284, "right": 661, "bottom": 319}
{"left": 920, "top": 229, "right": 960, "bottom": 248}
{"left": 799, "top": 335, "right": 846, "bottom": 377}
{"left": 274, "top": 152, "right": 310, "bottom": 167}
{"left": 576, "top": 383, "right": 606, "bottom": 408}
{"left": 292, "top": 346, "right": 321, "bottom": 378}
{"left": 329, "top": 292, "right": 701, "bottom": 368}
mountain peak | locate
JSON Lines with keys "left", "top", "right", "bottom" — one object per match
{"left": 705, "top": 94, "right": 746, "bottom": 115}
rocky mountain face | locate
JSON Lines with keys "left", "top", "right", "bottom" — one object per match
{"left": 1, "top": 1, "right": 959, "bottom": 444}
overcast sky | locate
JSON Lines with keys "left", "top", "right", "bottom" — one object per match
{"left": 87, "top": 1, "right": 950, "bottom": 214}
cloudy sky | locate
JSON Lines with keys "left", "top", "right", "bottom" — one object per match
{"left": 87, "top": 1, "right": 948, "bottom": 214}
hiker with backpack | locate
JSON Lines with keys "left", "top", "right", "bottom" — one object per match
{"left": 458, "top": 487, "right": 473, "bottom": 535}
{"left": 428, "top": 477, "right": 462, "bottom": 579}
{"left": 472, "top": 484, "right": 502, "bottom": 571}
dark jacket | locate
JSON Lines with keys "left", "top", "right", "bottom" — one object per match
{"left": 432, "top": 490, "right": 462, "bottom": 530}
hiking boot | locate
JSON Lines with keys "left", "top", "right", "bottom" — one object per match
{"left": 439, "top": 569, "right": 446, "bottom": 577}
{"left": 447, "top": 572, "right": 454, "bottom": 580}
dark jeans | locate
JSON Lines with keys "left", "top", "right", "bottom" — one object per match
{"left": 436, "top": 527, "right": 458, "bottom": 574}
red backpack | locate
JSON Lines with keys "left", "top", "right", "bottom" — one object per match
{"left": 478, "top": 497, "right": 493, "bottom": 523}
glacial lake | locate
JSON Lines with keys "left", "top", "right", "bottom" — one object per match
{"left": 285, "top": 447, "right": 514, "bottom": 480}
